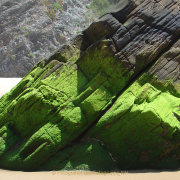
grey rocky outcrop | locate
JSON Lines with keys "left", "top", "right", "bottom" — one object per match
{"left": 0, "top": 0, "right": 93, "bottom": 77}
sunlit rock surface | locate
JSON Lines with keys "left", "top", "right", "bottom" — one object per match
{"left": 1, "top": 0, "right": 180, "bottom": 171}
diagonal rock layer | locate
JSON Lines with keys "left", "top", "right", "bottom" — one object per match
{"left": 1, "top": 0, "right": 180, "bottom": 171}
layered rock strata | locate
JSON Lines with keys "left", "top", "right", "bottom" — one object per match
{"left": 1, "top": 0, "right": 180, "bottom": 171}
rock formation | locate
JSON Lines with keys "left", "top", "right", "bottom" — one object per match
{"left": 1, "top": 0, "right": 180, "bottom": 171}
{"left": 0, "top": 0, "right": 93, "bottom": 77}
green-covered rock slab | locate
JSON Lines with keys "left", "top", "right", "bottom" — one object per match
{"left": 1, "top": 0, "right": 180, "bottom": 171}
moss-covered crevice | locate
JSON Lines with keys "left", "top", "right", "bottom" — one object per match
{"left": 38, "top": 141, "right": 117, "bottom": 171}
{"left": 84, "top": 75, "right": 180, "bottom": 169}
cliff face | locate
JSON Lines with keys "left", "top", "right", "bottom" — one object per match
{"left": 0, "top": 0, "right": 93, "bottom": 77}
{"left": 1, "top": 0, "right": 180, "bottom": 171}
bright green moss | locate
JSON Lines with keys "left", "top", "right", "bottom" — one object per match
{"left": 86, "top": 76, "right": 180, "bottom": 169}
{"left": 39, "top": 141, "right": 116, "bottom": 171}
{"left": 77, "top": 40, "right": 131, "bottom": 95}
{"left": 1, "top": 31, "right": 180, "bottom": 171}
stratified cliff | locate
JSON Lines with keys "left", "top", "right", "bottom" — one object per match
{"left": 1, "top": 0, "right": 180, "bottom": 171}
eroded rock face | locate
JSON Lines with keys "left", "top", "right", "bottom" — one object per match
{"left": 1, "top": 0, "right": 180, "bottom": 171}
{"left": 0, "top": 0, "right": 93, "bottom": 77}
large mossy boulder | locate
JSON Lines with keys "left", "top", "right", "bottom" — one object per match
{"left": 1, "top": 0, "right": 180, "bottom": 171}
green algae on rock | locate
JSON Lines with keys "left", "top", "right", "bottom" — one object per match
{"left": 1, "top": 0, "right": 180, "bottom": 171}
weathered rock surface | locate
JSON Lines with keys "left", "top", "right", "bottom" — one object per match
{"left": 1, "top": 0, "right": 180, "bottom": 171}
{"left": 0, "top": 0, "right": 93, "bottom": 77}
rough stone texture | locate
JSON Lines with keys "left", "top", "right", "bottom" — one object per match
{"left": 0, "top": 0, "right": 93, "bottom": 77}
{"left": 1, "top": 0, "right": 180, "bottom": 171}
